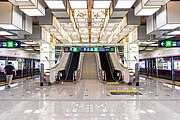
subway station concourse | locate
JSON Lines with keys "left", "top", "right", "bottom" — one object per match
{"left": 0, "top": 0, "right": 180, "bottom": 120}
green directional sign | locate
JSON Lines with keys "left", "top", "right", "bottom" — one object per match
{"left": 72, "top": 47, "right": 78, "bottom": 52}
{"left": 7, "top": 41, "right": 14, "bottom": 48}
{"left": 93, "top": 47, "right": 98, "bottom": 52}
{"left": 165, "top": 40, "right": 172, "bottom": 47}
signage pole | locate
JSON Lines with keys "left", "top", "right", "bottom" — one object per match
{"left": 40, "top": 63, "right": 44, "bottom": 86}
{"left": 171, "top": 56, "right": 175, "bottom": 82}
{"left": 135, "top": 63, "right": 139, "bottom": 86}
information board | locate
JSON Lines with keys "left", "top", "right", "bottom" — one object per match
{"left": 0, "top": 41, "right": 21, "bottom": 48}
{"left": 64, "top": 46, "right": 115, "bottom": 52}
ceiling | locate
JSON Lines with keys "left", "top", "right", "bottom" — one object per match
{"left": 0, "top": 0, "right": 180, "bottom": 51}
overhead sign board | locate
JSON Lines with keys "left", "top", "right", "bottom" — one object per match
{"left": 159, "top": 40, "right": 180, "bottom": 47}
{"left": 64, "top": 46, "right": 115, "bottom": 52}
{"left": 0, "top": 41, "right": 21, "bottom": 48}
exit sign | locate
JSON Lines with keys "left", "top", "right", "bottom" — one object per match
{"left": 0, "top": 41, "right": 21, "bottom": 48}
{"left": 159, "top": 40, "right": 180, "bottom": 47}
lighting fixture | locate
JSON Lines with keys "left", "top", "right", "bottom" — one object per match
{"left": 149, "top": 44, "right": 158, "bottom": 46}
{"left": 8, "top": 0, "right": 36, "bottom": 6}
{"left": 69, "top": 0, "right": 87, "bottom": 9}
{"left": 19, "top": 0, "right": 45, "bottom": 16}
{"left": 82, "top": 39, "right": 89, "bottom": 42}
{"left": 143, "top": 0, "right": 170, "bottom": 6}
{"left": 5, "top": 35, "right": 23, "bottom": 39}
{"left": 24, "top": 41, "right": 38, "bottom": 44}
{"left": 135, "top": 8, "right": 160, "bottom": 16}
{"left": 115, "top": 0, "right": 136, "bottom": 9}
{"left": 26, "top": 48, "right": 34, "bottom": 51}
{"left": 34, "top": 110, "right": 40, "bottom": 113}
{"left": 0, "top": 31, "right": 13, "bottom": 36}
{"left": 21, "top": 44, "right": 30, "bottom": 47}
{"left": 168, "top": 31, "right": 180, "bottom": 35}
{"left": 146, "top": 110, "right": 156, "bottom": 113}
{"left": 140, "top": 110, "right": 146, "bottom": 113}
{"left": 158, "top": 24, "right": 180, "bottom": 30}
{"left": 159, "top": 35, "right": 174, "bottom": 39}
{"left": 135, "top": 0, "right": 160, "bottom": 16}
{"left": 0, "top": 2, "right": 22, "bottom": 30}
{"left": 24, "top": 110, "right": 33, "bottom": 113}
{"left": 93, "top": 0, "right": 111, "bottom": 9}
{"left": 45, "top": 0, "right": 65, "bottom": 9}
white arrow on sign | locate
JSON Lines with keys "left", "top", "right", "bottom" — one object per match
{"left": 161, "top": 41, "right": 165, "bottom": 46}
{"left": 14, "top": 42, "right": 18, "bottom": 47}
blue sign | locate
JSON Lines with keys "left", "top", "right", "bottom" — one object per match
{"left": 159, "top": 40, "right": 180, "bottom": 47}
{"left": 64, "top": 46, "right": 115, "bottom": 52}
{"left": 0, "top": 41, "right": 21, "bottom": 48}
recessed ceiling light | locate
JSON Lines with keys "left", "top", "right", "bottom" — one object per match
{"left": 115, "top": 0, "right": 136, "bottom": 9}
{"left": 69, "top": 1, "right": 87, "bottom": 9}
{"left": 24, "top": 110, "right": 33, "bottom": 113}
{"left": 168, "top": 31, "right": 180, "bottom": 35}
{"left": 135, "top": 8, "right": 160, "bottom": 16}
{"left": 45, "top": 0, "right": 65, "bottom": 9}
{"left": 20, "top": 9, "right": 45, "bottom": 16}
{"left": 24, "top": 41, "right": 38, "bottom": 44}
{"left": 0, "top": 25, "right": 20, "bottom": 30}
{"left": 9, "top": 0, "right": 37, "bottom": 6}
{"left": 158, "top": 24, "right": 180, "bottom": 30}
{"left": 143, "top": 0, "right": 170, "bottom": 6}
{"left": 146, "top": 110, "right": 156, "bottom": 113}
{"left": 16, "top": 0, "right": 30, "bottom": 1}
{"left": 94, "top": 0, "right": 111, "bottom": 9}
{"left": 0, "top": 31, "right": 13, "bottom": 36}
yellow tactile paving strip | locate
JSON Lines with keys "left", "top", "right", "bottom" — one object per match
{"left": 166, "top": 82, "right": 180, "bottom": 86}
{"left": 0, "top": 76, "right": 39, "bottom": 87}
{"left": 106, "top": 82, "right": 120, "bottom": 85}
{"left": 0, "top": 82, "right": 7, "bottom": 86}
{"left": 82, "top": 70, "right": 97, "bottom": 74}
{"left": 109, "top": 90, "right": 139, "bottom": 93}
{"left": 109, "top": 90, "right": 142, "bottom": 95}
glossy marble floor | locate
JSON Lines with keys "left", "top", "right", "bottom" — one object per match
{"left": 0, "top": 76, "right": 180, "bottom": 120}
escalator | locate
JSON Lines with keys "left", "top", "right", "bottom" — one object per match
{"left": 99, "top": 52, "right": 114, "bottom": 82}
{"left": 66, "top": 52, "right": 80, "bottom": 82}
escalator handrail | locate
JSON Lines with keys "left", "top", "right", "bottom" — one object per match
{"left": 73, "top": 52, "right": 84, "bottom": 82}
{"left": 64, "top": 52, "right": 74, "bottom": 81}
{"left": 95, "top": 53, "right": 106, "bottom": 82}
{"left": 51, "top": 48, "right": 64, "bottom": 69}
{"left": 106, "top": 52, "right": 117, "bottom": 81}
{"left": 108, "top": 54, "right": 123, "bottom": 81}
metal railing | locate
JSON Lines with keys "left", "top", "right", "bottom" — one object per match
{"left": 95, "top": 53, "right": 106, "bottom": 83}
{"left": 73, "top": 53, "right": 84, "bottom": 83}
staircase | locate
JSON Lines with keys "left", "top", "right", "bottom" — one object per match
{"left": 81, "top": 53, "right": 98, "bottom": 80}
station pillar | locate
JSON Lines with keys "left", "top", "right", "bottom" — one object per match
{"left": 40, "top": 43, "right": 55, "bottom": 70}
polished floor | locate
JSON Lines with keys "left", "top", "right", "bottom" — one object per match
{"left": 0, "top": 76, "right": 180, "bottom": 120}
